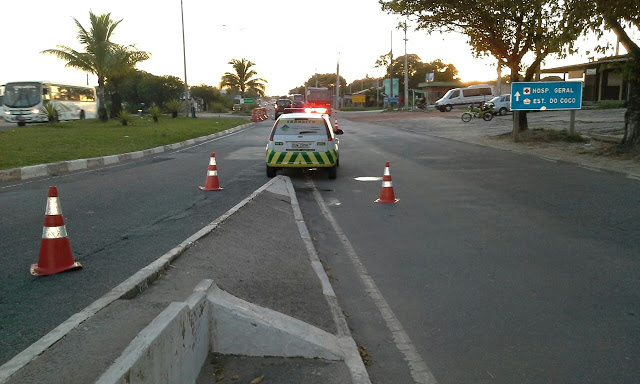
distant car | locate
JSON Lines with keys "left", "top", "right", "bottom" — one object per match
{"left": 490, "top": 94, "right": 511, "bottom": 115}
{"left": 266, "top": 112, "right": 343, "bottom": 179}
{"left": 274, "top": 99, "right": 292, "bottom": 119}
{"left": 232, "top": 104, "right": 241, "bottom": 111}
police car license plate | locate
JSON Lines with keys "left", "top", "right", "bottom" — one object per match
{"left": 292, "top": 142, "right": 311, "bottom": 149}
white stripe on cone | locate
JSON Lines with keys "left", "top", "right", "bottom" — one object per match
{"left": 42, "top": 226, "right": 68, "bottom": 239}
{"left": 207, "top": 170, "right": 218, "bottom": 176}
{"left": 45, "top": 197, "right": 62, "bottom": 215}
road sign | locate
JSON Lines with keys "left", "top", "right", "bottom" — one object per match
{"left": 425, "top": 73, "right": 434, "bottom": 82}
{"left": 387, "top": 97, "right": 399, "bottom": 103}
{"left": 352, "top": 95, "right": 366, "bottom": 103}
{"left": 241, "top": 98, "right": 255, "bottom": 104}
{"left": 511, "top": 81, "right": 582, "bottom": 111}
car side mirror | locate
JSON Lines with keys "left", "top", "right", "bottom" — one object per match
{"left": 335, "top": 129, "right": 344, "bottom": 135}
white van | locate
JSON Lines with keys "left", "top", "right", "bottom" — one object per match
{"left": 435, "top": 84, "right": 494, "bottom": 112}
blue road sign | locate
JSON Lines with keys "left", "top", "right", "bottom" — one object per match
{"left": 511, "top": 81, "right": 582, "bottom": 111}
{"left": 387, "top": 97, "right": 399, "bottom": 103}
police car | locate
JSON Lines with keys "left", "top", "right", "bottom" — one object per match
{"left": 266, "top": 110, "right": 343, "bottom": 179}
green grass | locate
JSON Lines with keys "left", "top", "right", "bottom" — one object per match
{"left": 0, "top": 117, "right": 248, "bottom": 170}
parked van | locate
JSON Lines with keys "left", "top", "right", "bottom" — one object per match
{"left": 435, "top": 84, "right": 494, "bottom": 112}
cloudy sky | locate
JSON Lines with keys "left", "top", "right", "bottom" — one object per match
{"left": 1, "top": 0, "right": 632, "bottom": 95}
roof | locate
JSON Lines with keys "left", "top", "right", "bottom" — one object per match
{"left": 417, "top": 81, "right": 463, "bottom": 88}
{"left": 541, "top": 55, "right": 631, "bottom": 74}
{"left": 278, "top": 112, "right": 326, "bottom": 119}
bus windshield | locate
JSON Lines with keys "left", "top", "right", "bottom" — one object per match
{"left": 4, "top": 82, "right": 42, "bottom": 108}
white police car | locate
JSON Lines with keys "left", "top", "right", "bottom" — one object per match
{"left": 266, "top": 111, "right": 343, "bottom": 179}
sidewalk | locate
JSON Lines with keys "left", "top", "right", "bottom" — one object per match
{"left": 3, "top": 177, "right": 360, "bottom": 384}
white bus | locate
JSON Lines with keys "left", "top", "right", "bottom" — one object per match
{"left": 2, "top": 81, "right": 97, "bottom": 126}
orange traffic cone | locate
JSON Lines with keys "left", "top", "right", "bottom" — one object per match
{"left": 31, "top": 186, "right": 82, "bottom": 276}
{"left": 374, "top": 161, "right": 399, "bottom": 203}
{"left": 200, "top": 152, "right": 224, "bottom": 191}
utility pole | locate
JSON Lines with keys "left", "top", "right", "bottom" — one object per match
{"left": 403, "top": 21, "right": 409, "bottom": 110}
{"left": 335, "top": 53, "right": 340, "bottom": 110}
{"left": 180, "top": 0, "right": 190, "bottom": 117}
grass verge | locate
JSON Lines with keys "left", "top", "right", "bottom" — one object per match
{"left": 0, "top": 117, "right": 248, "bottom": 170}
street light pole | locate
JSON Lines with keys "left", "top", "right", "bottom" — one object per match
{"left": 180, "top": 0, "right": 190, "bottom": 117}
{"left": 403, "top": 21, "right": 409, "bottom": 110}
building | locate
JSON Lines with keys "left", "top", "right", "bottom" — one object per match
{"left": 541, "top": 55, "right": 631, "bottom": 102}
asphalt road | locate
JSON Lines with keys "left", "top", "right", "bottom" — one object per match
{"left": 0, "top": 119, "right": 274, "bottom": 363}
{"left": 2, "top": 113, "right": 639, "bottom": 384}
{"left": 291, "top": 116, "right": 640, "bottom": 384}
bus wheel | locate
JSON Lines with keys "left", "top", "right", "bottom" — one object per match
{"left": 80, "top": 110, "right": 86, "bottom": 119}
{"left": 17, "top": 122, "right": 26, "bottom": 127}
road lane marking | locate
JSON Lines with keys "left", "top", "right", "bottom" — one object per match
{"left": 580, "top": 164, "right": 602, "bottom": 172}
{"left": 0, "top": 128, "right": 250, "bottom": 190}
{"left": 307, "top": 177, "right": 438, "bottom": 384}
{"left": 539, "top": 156, "right": 558, "bottom": 163}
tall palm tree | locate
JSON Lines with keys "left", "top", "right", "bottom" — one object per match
{"left": 105, "top": 45, "right": 150, "bottom": 117}
{"left": 220, "top": 58, "right": 267, "bottom": 98}
{"left": 42, "top": 12, "right": 122, "bottom": 121}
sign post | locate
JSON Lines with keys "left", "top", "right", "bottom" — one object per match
{"left": 510, "top": 81, "right": 583, "bottom": 141}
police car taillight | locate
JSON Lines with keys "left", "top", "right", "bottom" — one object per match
{"left": 304, "top": 107, "right": 328, "bottom": 114}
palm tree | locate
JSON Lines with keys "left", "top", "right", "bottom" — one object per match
{"left": 42, "top": 12, "right": 122, "bottom": 121}
{"left": 220, "top": 58, "right": 267, "bottom": 98}
{"left": 105, "top": 45, "right": 150, "bottom": 117}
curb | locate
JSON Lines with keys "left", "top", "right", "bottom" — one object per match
{"left": 0, "top": 175, "right": 281, "bottom": 383}
{"left": 0, "top": 122, "right": 255, "bottom": 182}
{"left": 97, "top": 280, "right": 347, "bottom": 384}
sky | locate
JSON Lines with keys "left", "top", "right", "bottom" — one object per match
{"left": 1, "top": 0, "right": 635, "bottom": 96}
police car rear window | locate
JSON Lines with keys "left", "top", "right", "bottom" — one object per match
{"left": 275, "top": 118, "right": 326, "bottom": 135}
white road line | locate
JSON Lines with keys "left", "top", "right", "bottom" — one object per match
{"left": 0, "top": 128, "right": 249, "bottom": 190}
{"left": 580, "top": 165, "right": 602, "bottom": 172}
{"left": 539, "top": 156, "right": 558, "bottom": 163}
{"left": 308, "top": 178, "right": 438, "bottom": 384}
{"left": 627, "top": 174, "right": 640, "bottom": 181}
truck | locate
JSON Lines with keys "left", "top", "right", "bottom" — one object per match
{"left": 305, "top": 87, "right": 333, "bottom": 115}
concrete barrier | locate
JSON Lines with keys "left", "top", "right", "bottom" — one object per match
{"left": 97, "top": 279, "right": 344, "bottom": 384}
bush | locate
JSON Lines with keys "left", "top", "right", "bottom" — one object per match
{"left": 165, "top": 99, "right": 183, "bottom": 118}
{"left": 117, "top": 110, "right": 132, "bottom": 126}
{"left": 210, "top": 102, "right": 228, "bottom": 113}
{"left": 598, "top": 100, "right": 627, "bottom": 109}
{"left": 148, "top": 106, "right": 162, "bottom": 122}
{"left": 43, "top": 103, "right": 60, "bottom": 123}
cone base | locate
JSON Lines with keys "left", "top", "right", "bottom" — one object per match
{"left": 374, "top": 198, "right": 399, "bottom": 204}
{"left": 30, "top": 261, "right": 82, "bottom": 276}
{"left": 199, "top": 186, "right": 224, "bottom": 191}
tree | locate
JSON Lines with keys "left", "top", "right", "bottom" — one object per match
{"left": 117, "top": 71, "right": 184, "bottom": 110}
{"left": 220, "top": 58, "right": 267, "bottom": 98}
{"left": 42, "top": 12, "right": 123, "bottom": 121}
{"left": 190, "top": 84, "right": 222, "bottom": 111}
{"left": 380, "top": 0, "right": 583, "bottom": 130}
{"left": 105, "top": 44, "right": 149, "bottom": 117}
{"left": 288, "top": 73, "right": 348, "bottom": 97}
{"left": 569, "top": 0, "right": 640, "bottom": 148}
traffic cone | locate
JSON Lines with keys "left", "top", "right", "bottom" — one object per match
{"left": 31, "top": 186, "right": 82, "bottom": 276}
{"left": 374, "top": 161, "right": 399, "bottom": 203}
{"left": 199, "top": 152, "right": 224, "bottom": 191}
